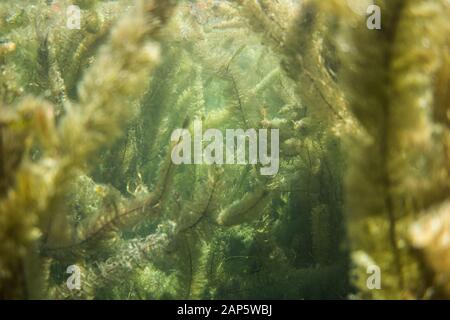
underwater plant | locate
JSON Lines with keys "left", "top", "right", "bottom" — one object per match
{"left": 326, "top": 0, "right": 450, "bottom": 299}
{"left": 231, "top": 0, "right": 450, "bottom": 299}
{"left": 0, "top": 0, "right": 448, "bottom": 300}
{"left": 0, "top": 0, "right": 176, "bottom": 299}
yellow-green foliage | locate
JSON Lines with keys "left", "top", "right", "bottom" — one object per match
{"left": 321, "top": 0, "right": 450, "bottom": 298}
{"left": 0, "top": 0, "right": 175, "bottom": 299}
{"left": 1, "top": 0, "right": 447, "bottom": 300}
{"left": 234, "top": 0, "right": 450, "bottom": 299}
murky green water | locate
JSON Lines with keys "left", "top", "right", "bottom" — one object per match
{"left": 0, "top": 0, "right": 449, "bottom": 300}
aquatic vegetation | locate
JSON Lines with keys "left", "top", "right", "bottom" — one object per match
{"left": 0, "top": 0, "right": 448, "bottom": 300}
{"left": 327, "top": 0, "right": 450, "bottom": 299}
{"left": 0, "top": 0, "right": 176, "bottom": 299}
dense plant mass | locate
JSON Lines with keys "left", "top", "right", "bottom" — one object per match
{"left": 0, "top": 0, "right": 449, "bottom": 299}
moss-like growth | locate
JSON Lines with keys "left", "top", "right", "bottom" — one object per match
{"left": 0, "top": 0, "right": 448, "bottom": 300}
